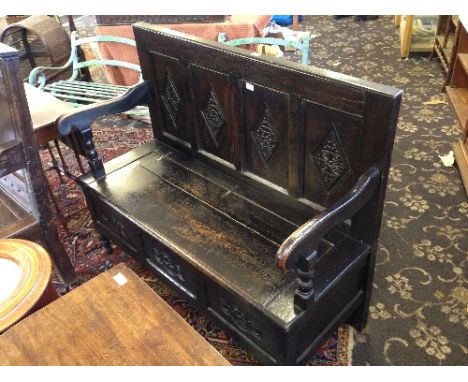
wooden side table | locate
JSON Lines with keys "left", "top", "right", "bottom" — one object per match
{"left": 0, "top": 239, "right": 57, "bottom": 333}
{"left": 25, "top": 82, "right": 86, "bottom": 177}
{"left": 24, "top": 83, "right": 87, "bottom": 232}
{"left": 0, "top": 263, "right": 230, "bottom": 366}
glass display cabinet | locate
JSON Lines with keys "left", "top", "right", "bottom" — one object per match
{"left": 0, "top": 42, "right": 74, "bottom": 283}
{"left": 398, "top": 15, "right": 438, "bottom": 58}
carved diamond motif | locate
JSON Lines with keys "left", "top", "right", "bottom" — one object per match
{"left": 312, "top": 126, "right": 349, "bottom": 190}
{"left": 160, "top": 70, "right": 182, "bottom": 131}
{"left": 251, "top": 104, "right": 280, "bottom": 164}
{"left": 201, "top": 88, "right": 225, "bottom": 147}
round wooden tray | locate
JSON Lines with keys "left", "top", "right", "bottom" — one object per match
{"left": 0, "top": 239, "right": 52, "bottom": 333}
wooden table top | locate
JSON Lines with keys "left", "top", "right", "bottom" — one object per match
{"left": 0, "top": 263, "right": 230, "bottom": 366}
{"left": 23, "top": 83, "right": 75, "bottom": 131}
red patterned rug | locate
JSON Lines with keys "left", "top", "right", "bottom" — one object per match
{"left": 43, "top": 121, "right": 353, "bottom": 366}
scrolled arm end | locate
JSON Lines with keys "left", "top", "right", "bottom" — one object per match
{"left": 276, "top": 218, "right": 321, "bottom": 272}
{"left": 28, "top": 56, "right": 74, "bottom": 89}
{"left": 275, "top": 167, "right": 380, "bottom": 273}
{"left": 276, "top": 167, "right": 380, "bottom": 312}
{"left": 28, "top": 67, "right": 48, "bottom": 89}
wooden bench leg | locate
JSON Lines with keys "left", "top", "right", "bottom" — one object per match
{"left": 347, "top": 304, "right": 368, "bottom": 332}
{"left": 346, "top": 255, "right": 376, "bottom": 331}
{"left": 101, "top": 234, "right": 113, "bottom": 255}
{"left": 79, "top": 128, "right": 106, "bottom": 179}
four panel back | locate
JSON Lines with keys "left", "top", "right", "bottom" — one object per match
{"left": 134, "top": 24, "right": 402, "bottom": 208}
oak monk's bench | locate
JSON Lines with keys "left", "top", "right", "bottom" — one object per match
{"left": 56, "top": 24, "right": 402, "bottom": 365}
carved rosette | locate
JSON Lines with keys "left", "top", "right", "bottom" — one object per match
{"left": 251, "top": 104, "right": 280, "bottom": 165}
{"left": 312, "top": 126, "right": 350, "bottom": 190}
{"left": 201, "top": 87, "right": 226, "bottom": 147}
{"left": 153, "top": 247, "right": 185, "bottom": 282}
{"left": 220, "top": 298, "right": 263, "bottom": 340}
{"left": 161, "top": 70, "right": 182, "bottom": 131}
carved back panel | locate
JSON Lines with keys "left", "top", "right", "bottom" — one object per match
{"left": 134, "top": 25, "right": 402, "bottom": 210}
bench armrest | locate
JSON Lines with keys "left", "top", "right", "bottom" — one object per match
{"left": 56, "top": 81, "right": 151, "bottom": 179}
{"left": 276, "top": 166, "right": 380, "bottom": 272}
{"left": 57, "top": 81, "right": 151, "bottom": 136}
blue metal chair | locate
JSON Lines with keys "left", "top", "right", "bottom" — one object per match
{"left": 217, "top": 31, "right": 312, "bottom": 65}
{"left": 28, "top": 31, "right": 147, "bottom": 116}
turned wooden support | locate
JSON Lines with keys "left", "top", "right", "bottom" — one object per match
{"left": 276, "top": 167, "right": 382, "bottom": 314}
{"left": 78, "top": 128, "right": 105, "bottom": 180}
{"left": 293, "top": 250, "right": 318, "bottom": 313}
{"left": 56, "top": 81, "right": 151, "bottom": 180}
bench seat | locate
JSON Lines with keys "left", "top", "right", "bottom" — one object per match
{"left": 81, "top": 140, "right": 371, "bottom": 325}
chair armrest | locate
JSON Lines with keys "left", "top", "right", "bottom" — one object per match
{"left": 28, "top": 59, "right": 73, "bottom": 88}
{"left": 276, "top": 167, "right": 380, "bottom": 272}
{"left": 57, "top": 81, "right": 151, "bottom": 136}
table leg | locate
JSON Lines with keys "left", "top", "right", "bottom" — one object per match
{"left": 53, "top": 139, "right": 71, "bottom": 178}
{"left": 293, "top": 16, "right": 299, "bottom": 31}
{"left": 47, "top": 142, "right": 65, "bottom": 184}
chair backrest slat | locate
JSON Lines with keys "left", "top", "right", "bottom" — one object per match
{"left": 74, "top": 59, "right": 141, "bottom": 72}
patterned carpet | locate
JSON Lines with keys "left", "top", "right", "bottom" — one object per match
{"left": 43, "top": 15, "right": 467, "bottom": 365}
{"left": 299, "top": 15, "right": 467, "bottom": 366}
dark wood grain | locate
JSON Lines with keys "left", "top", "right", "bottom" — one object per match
{"left": 0, "top": 43, "right": 75, "bottom": 284}
{"left": 0, "top": 263, "right": 230, "bottom": 366}
{"left": 56, "top": 26, "right": 402, "bottom": 364}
